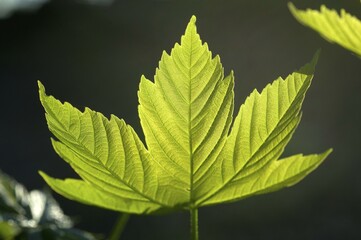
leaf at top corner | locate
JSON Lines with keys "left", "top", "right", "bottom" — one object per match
{"left": 289, "top": 3, "right": 361, "bottom": 57}
{"left": 39, "top": 15, "right": 331, "bottom": 214}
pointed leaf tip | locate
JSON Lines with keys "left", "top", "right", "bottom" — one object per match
{"left": 287, "top": 2, "right": 296, "bottom": 13}
{"left": 38, "top": 171, "right": 51, "bottom": 184}
{"left": 326, "top": 148, "right": 333, "bottom": 155}
{"left": 38, "top": 80, "right": 46, "bottom": 102}
{"left": 38, "top": 80, "right": 47, "bottom": 103}
{"left": 185, "top": 15, "right": 197, "bottom": 34}
{"left": 38, "top": 170, "right": 46, "bottom": 178}
{"left": 38, "top": 80, "right": 45, "bottom": 92}
{"left": 297, "top": 50, "right": 320, "bottom": 75}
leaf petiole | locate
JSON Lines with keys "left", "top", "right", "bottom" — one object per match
{"left": 190, "top": 208, "right": 199, "bottom": 240}
{"left": 109, "top": 213, "right": 130, "bottom": 240}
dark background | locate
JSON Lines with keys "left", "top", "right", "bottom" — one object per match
{"left": 1, "top": 0, "right": 360, "bottom": 239}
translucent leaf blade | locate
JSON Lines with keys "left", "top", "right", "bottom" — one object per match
{"left": 289, "top": 3, "right": 361, "bottom": 56}
{"left": 203, "top": 150, "right": 332, "bottom": 205}
{"left": 38, "top": 16, "right": 332, "bottom": 215}
{"left": 138, "top": 16, "right": 234, "bottom": 202}
{"left": 38, "top": 81, "right": 186, "bottom": 213}
{"left": 39, "top": 172, "right": 161, "bottom": 214}
{"left": 197, "top": 52, "right": 327, "bottom": 205}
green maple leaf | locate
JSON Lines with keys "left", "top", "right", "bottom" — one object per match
{"left": 38, "top": 16, "right": 331, "bottom": 226}
{"left": 289, "top": 3, "right": 361, "bottom": 57}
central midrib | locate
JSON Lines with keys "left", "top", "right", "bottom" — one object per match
{"left": 188, "top": 30, "right": 194, "bottom": 206}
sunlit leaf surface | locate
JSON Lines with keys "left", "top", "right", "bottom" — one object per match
{"left": 289, "top": 3, "right": 361, "bottom": 56}
{"left": 39, "top": 16, "right": 331, "bottom": 215}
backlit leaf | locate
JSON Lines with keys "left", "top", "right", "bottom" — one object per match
{"left": 39, "top": 16, "right": 331, "bottom": 215}
{"left": 289, "top": 3, "right": 361, "bottom": 56}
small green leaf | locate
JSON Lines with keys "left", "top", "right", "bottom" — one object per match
{"left": 289, "top": 3, "right": 361, "bottom": 56}
{"left": 39, "top": 16, "right": 331, "bottom": 216}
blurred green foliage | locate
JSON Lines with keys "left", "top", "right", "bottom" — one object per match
{"left": 0, "top": 170, "right": 99, "bottom": 240}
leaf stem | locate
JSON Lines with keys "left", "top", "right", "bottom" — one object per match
{"left": 190, "top": 208, "right": 199, "bottom": 240}
{"left": 109, "top": 213, "right": 130, "bottom": 240}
